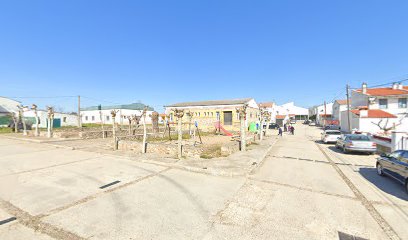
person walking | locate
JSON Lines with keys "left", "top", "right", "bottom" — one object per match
{"left": 278, "top": 127, "right": 283, "bottom": 137}
{"left": 291, "top": 126, "right": 295, "bottom": 135}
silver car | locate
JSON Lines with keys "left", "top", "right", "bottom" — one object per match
{"left": 335, "top": 134, "right": 377, "bottom": 154}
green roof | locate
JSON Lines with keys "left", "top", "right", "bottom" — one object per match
{"left": 81, "top": 103, "right": 154, "bottom": 111}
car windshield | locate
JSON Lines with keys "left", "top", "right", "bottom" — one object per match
{"left": 326, "top": 131, "right": 341, "bottom": 135}
{"left": 348, "top": 135, "right": 370, "bottom": 141}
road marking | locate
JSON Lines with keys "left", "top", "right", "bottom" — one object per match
{"left": 272, "top": 155, "right": 373, "bottom": 167}
{"left": 0, "top": 199, "right": 85, "bottom": 240}
{"left": 99, "top": 180, "right": 121, "bottom": 189}
{"left": 0, "top": 156, "right": 101, "bottom": 178}
{"left": 315, "top": 142, "right": 401, "bottom": 240}
{"left": 38, "top": 167, "right": 172, "bottom": 219}
{"left": 0, "top": 217, "right": 16, "bottom": 225}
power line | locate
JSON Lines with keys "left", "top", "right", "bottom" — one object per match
{"left": 3, "top": 96, "right": 77, "bottom": 99}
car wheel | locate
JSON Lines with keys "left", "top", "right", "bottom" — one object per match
{"left": 405, "top": 180, "right": 408, "bottom": 193}
{"left": 376, "top": 163, "right": 384, "bottom": 176}
{"left": 342, "top": 146, "right": 348, "bottom": 154}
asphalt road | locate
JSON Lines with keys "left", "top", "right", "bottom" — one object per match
{"left": 0, "top": 124, "right": 407, "bottom": 240}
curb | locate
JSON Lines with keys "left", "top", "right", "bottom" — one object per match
{"left": 248, "top": 136, "right": 280, "bottom": 175}
{"left": 0, "top": 135, "right": 76, "bottom": 150}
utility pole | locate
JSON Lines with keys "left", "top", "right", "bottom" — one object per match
{"left": 78, "top": 95, "right": 82, "bottom": 128}
{"left": 346, "top": 84, "right": 352, "bottom": 133}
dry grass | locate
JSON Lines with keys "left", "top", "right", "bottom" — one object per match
{"left": 200, "top": 144, "right": 222, "bottom": 159}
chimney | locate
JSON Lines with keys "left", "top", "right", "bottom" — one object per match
{"left": 392, "top": 82, "right": 398, "bottom": 89}
{"left": 362, "top": 82, "right": 367, "bottom": 94}
{"left": 398, "top": 82, "right": 403, "bottom": 90}
{"left": 360, "top": 110, "right": 368, "bottom": 117}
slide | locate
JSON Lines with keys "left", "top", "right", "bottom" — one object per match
{"left": 214, "top": 122, "right": 233, "bottom": 136}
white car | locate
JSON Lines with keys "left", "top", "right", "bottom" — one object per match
{"left": 321, "top": 130, "right": 342, "bottom": 144}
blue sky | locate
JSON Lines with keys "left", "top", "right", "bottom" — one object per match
{"left": 1, "top": 0, "right": 408, "bottom": 112}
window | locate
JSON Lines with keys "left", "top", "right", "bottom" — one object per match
{"left": 85, "top": 116, "right": 88, "bottom": 121}
{"left": 106, "top": 116, "right": 110, "bottom": 121}
{"left": 398, "top": 98, "right": 407, "bottom": 108}
{"left": 63, "top": 117, "right": 67, "bottom": 123}
{"left": 92, "top": 116, "right": 95, "bottom": 121}
{"left": 379, "top": 99, "right": 388, "bottom": 109}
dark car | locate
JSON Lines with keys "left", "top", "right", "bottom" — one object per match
{"left": 268, "top": 123, "right": 279, "bottom": 129}
{"left": 324, "top": 124, "right": 341, "bottom": 130}
{"left": 376, "top": 150, "right": 408, "bottom": 193}
{"left": 8, "top": 121, "right": 32, "bottom": 132}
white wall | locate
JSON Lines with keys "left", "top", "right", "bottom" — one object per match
{"left": 351, "top": 91, "right": 368, "bottom": 109}
{"left": 24, "top": 110, "right": 78, "bottom": 128}
{"left": 81, "top": 109, "right": 154, "bottom": 125}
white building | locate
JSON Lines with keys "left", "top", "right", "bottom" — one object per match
{"left": 23, "top": 110, "right": 78, "bottom": 128}
{"left": 332, "top": 100, "right": 349, "bottom": 125}
{"left": 81, "top": 103, "right": 154, "bottom": 125}
{"left": 261, "top": 102, "right": 308, "bottom": 124}
{"left": 309, "top": 102, "right": 334, "bottom": 126}
{"left": 0, "top": 97, "right": 20, "bottom": 127}
{"left": 340, "top": 82, "right": 408, "bottom": 134}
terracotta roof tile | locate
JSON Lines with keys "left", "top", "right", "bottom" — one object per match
{"left": 356, "top": 87, "right": 408, "bottom": 96}
{"left": 166, "top": 98, "right": 253, "bottom": 107}
{"left": 351, "top": 109, "right": 397, "bottom": 118}
{"left": 276, "top": 115, "right": 286, "bottom": 119}
{"left": 335, "top": 99, "right": 348, "bottom": 105}
{"left": 259, "top": 102, "right": 274, "bottom": 108}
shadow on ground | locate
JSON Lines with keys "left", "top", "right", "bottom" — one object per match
{"left": 359, "top": 167, "right": 408, "bottom": 201}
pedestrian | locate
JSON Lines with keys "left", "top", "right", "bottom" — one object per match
{"left": 278, "top": 127, "right": 283, "bottom": 137}
{"left": 291, "top": 126, "right": 295, "bottom": 135}
{"left": 284, "top": 124, "right": 287, "bottom": 132}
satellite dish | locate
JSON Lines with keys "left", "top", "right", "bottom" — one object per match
{"left": 368, "top": 97, "right": 376, "bottom": 104}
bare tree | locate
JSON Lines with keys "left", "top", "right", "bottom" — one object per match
{"left": 173, "top": 109, "right": 185, "bottom": 159}
{"left": 10, "top": 112, "right": 18, "bottom": 132}
{"left": 31, "top": 104, "right": 39, "bottom": 136}
{"left": 141, "top": 108, "right": 148, "bottom": 153}
{"left": 111, "top": 110, "right": 119, "bottom": 150}
{"left": 236, "top": 104, "right": 248, "bottom": 151}
{"left": 47, "top": 106, "right": 54, "bottom": 138}
{"left": 371, "top": 112, "right": 408, "bottom": 134}
{"left": 126, "top": 116, "right": 132, "bottom": 135}
{"left": 17, "top": 105, "right": 27, "bottom": 136}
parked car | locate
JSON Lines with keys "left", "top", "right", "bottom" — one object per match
{"left": 8, "top": 121, "right": 32, "bottom": 132}
{"left": 303, "top": 120, "right": 310, "bottom": 125}
{"left": 268, "top": 123, "right": 279, "bottom": 129}
{"left": 376, "top": 150, "right": 408, "bottom": 193}
{"left": 335, "top": 134, "right": 376, "bottom": 154}
{"left": 308, "top": 121, "right": 316, "bottom": 126}
{"left": 290, "top": 119, "right": 296, "bottom": 124}
{"left": 321, "top": 130, "right": 342, "bottom": 144}
{"left": 324, "top": 124, "right": 341, "bottom": 131}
